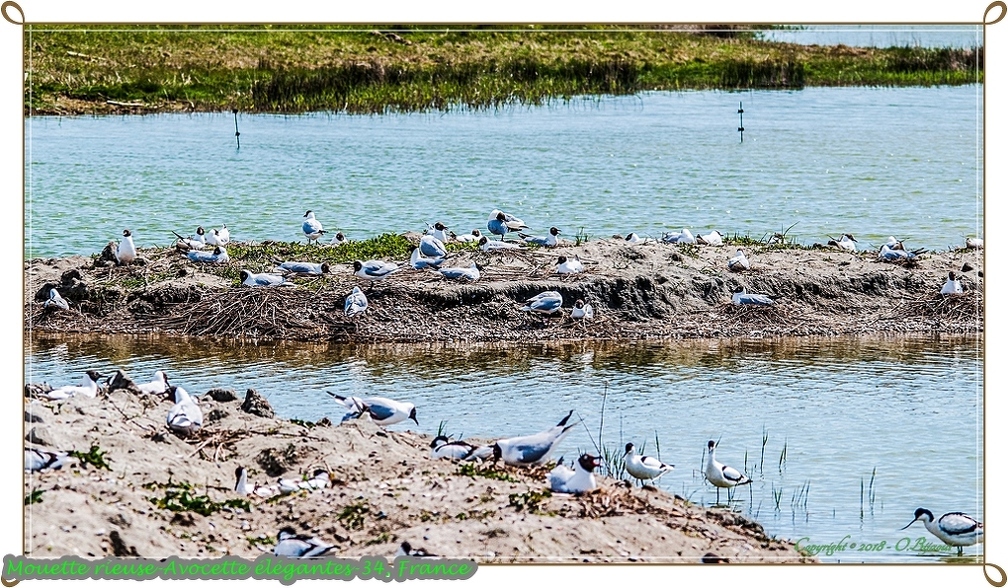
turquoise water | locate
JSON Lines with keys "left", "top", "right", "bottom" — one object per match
{"left": 25, "top": 334, "right": 983, "bottom": 563}
{"left": 25, "top": 85, "right": 982, "bottom": 259}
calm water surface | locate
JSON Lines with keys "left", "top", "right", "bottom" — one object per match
{"left": 757, "top": 25, "right": 982, "bottom": 49}
{"left": 25, "top": 85, "right": 982, "bottom": 258}
{"left": 25, "top": 334, "right": 983, "bottom": 563}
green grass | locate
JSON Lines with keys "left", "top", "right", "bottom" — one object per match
{"left": 25, "top": 490, "right": 45, "bottom": 505}
{"left": 143, "top": 480, "right": 251, "bottom": 516}
{"left": 25, "top": 25, "right": 982, "bottom": 115}
{"left": 69, "top": 444, "right": 111, "bottom": 471}
{"left": 456, "top": 462, "right": 519, "bottom": 483}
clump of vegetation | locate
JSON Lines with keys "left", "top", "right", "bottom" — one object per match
{"left": 247, "top": 535, "right": 274, "bottom": 548}
{"left": 144, "top": 480, "right": 251, "bottom": 516}
{"left": 337, "top": 500, "right": 370, "bottom": 530}
{"left": 25, "top": 490, "right": 45, "bottom": 505}
{"left": 456, "top": 462, "right": 518, "bottom": 483}
{"left": 69, "top": 444, "right": 111, "bottom": 471}
{"left": 508, "top": 489, "right": 552, "bottom": 513}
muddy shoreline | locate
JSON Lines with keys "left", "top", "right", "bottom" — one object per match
{"left": 24, "top": 238, "right": 983, "bottom": 343}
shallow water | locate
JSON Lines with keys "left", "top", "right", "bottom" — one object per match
{"left": 25, "top": 333, "right": 983, "bottom": 563}
{"left": 757, "top": 25, "right": 982, "bottom": 49}
{"left": 25, "top": 85, "right": 982, "bottom": 259}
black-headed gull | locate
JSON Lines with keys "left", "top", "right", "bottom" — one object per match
{"left": 704, "top": 440, "right": 751, "bottom": 502}
{"left": 25, "top": 448, "right": 68, "bottom": 472}
{"left": 344, "top": 286, "right": 368, "bottom": 317}
{"left": 900, "top": 508, "right": 983, "bottom": 555}
{"left": 277, "top": 261, "right": 331, "bottom": 276}
{"left": 731, "top": 286, "right": 774, "bottom": 306}
{"left": 439, "top": 263, "right": 480, "bottom": 282}
{"left": 548, "top": 453, "right": 601, "bottom": 494}
{"left": 353, "top": 260, "right": 400, "bottom": 284}
{"left": 522, "top": 290, "right": 563, "bottom": 314}
{"left": 522, "top": 227, "right": 562, "bottom": 247}
{"left": 571, "top": 299, "right": 594, "bottom": 320}
{"left": 116, "top": 229, "right": 137, "bottom": 265}
{"left": 137, "top": 370, "right": 170, "bottom": 394}
{"left": 556, "top": 255, "right": 584, "bottom": 274}
{"left": 940, "top": 271, "right": 964, "bottom": 295}
{"left": 166, "top": 386, "right": 203, "bottom": 436}
{"left": 663, "top": 228, "right": 695, "bottom": 244}
{"left": 278, "top": 469, "right": 331, "bottom": 494}
{"left": 274, "top": 528, "right": 336, "bottom": 558}
{"left": 623, "top": 443, "right": 673, "bottom": 484}
{"left": 454, "top": 229, "right": 481, "bottom": 243}
{"left": 187, "top": 246, "right": 229, "bottom": 264}
{"left": 241, "top": 270, "right": 294, "bottom": 288}
{"left": 492, "top": 410, "right": 577, "bottom": 466}
{"left": 205, "top": 225, "right": 230, "bottom": 247}
{"left": 330, "top": 231, "right": 348, "bottom": 246}
{"left": 44, "top": 287, "right": 70, "bottom": 311}
{"left": 419, "top": 235, "right": 448, "bottom": 258}
{"left": 425, "top": 222, "right": 451, "bottom": 244}
{"left": 396, "top": 541, "right": 438, "bottom": 558}
{"left": 487, "top": 209, "right": 528, "bottom": 240}
{"left": 326, "top": 392, "right": 418, "bottom": 426}
{"left": 727, "top": 248, "right": 750, "bottom": 272}
{"left": 624, "top": 232, "right": 645, "bottom": 244}
{"left": 45, "top": 370, "right": 103, "bottom": 400}
{"left": 302, "top": 211, "right": 325, "bottom": 244}
{"left": 965, "top": 236, "right": 983, "bottom": 249}
{"left": 234, "top": 466, "right": 278, "bottom": 498}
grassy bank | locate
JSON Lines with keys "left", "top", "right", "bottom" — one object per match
{"left": 25, "top": 25, "right": 982, "bottom": 115}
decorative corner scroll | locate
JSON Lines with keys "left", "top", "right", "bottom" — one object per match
{"left": 985, "top": 563, "right": 1007, "bottom": 587}
{"left": 0, "top": 1, "right": 22, "bottom": 25}
{"left": 986, "top": 1, "right": 1006, "bottom": 24}
{"left": 0, "top": 575, "right": 19, "bottom": 587}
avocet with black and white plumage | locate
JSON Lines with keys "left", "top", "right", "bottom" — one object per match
{"left": 274, "top": 527, "right": 335, "bottom": 558}
{"left": 623, "top": 442, "right": 673, "bottom": 484}
{"left": 704, "top": 440, "right": 751, "bottom": 502}
{"left": 901, "top": 508, "right": 983, "bottom": 555}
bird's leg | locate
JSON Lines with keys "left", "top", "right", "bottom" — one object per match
{"left": 957, "top": 547, "right": 963, "bottom": 556}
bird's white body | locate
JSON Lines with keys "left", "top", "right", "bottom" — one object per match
{"left": 45, "top": 288, "right": 70, "bottom": 311}
{"left": 556, "top": 255, "right": 584, "bottom": 275}
{"left": 234, "top": 467, "right": 278, "bottom": 498}
{"left": 479, "top": 236, "right": 522, "bottom": 252}
{"left": 493, "top": 410, "right": 577, "bottom": 466}
{"left": 879, "top": 243, "right": 913, "bottom": 262}
{"left": 663, "top": 228, "right": 696, "bottom": 244}
{"left": 25, "top": 448, "right": 68, "bottom": 472}
{"left": 731, "top": 287, "right": 774, "bottom": 306}
{"left": 697, "top": 230, "right": 724, "bottom": 246}
{"left": 704, "top": 440, "right": 751, "bottom": 492}
{"left": 409, "top": 247, "right": 445, "bottom": 270}
{"left": 278, "top": 261, "right": 330, "bottom": 276}
{"left": 205, "top": 225, "right": 230, "bottom": 247}
{"left": 902, "top": 508, "right": 983, "bottom": 554}
{"left": 835, "top": 234, "right": 857, "bottom": 252}
{"left": 966, "top": 237, "right": 983, "bottom": 249}
{"left": 187, "top": 246, "right": 229, "bottom": 264}
{"left": 302, "top": 211, "right": 325, "bottom": 243}
{"left": 328, "top": 392, "right": 417, "bottom": 427}
{"left": 941, "top": 272, "right": 964, "bottom": 295}
{"left": 46, "top": 370, "right": 102, "bottom": 400}
{"left": 522, "top": 227, "right": 562, "bottom": 247}
{"left": 419, "top": 235, "right": 448, "bottom": 259}
{"left": 430, "top": 436, "right": 493, "bottom": 462}
{"left": 522, "top": 291, "right": 563, "bottom": 314}
{"left": 728, "top": 249, "right": 750, "bottom": 272}
{"left": 571, "top": 299, "right": 594, "bottom": 320}
{"left": 354, "top": 260, "right": 400, "bottom": 281}
{"left": 439, "top": 263, "right": 480, "bottom": 281}
{"left": 344, "top": 286, "right": 368, "bottom": 317}
{"left": 455, "top": 230, "right": 481, "bottom": 243}
{"left": 274, "top": 528, "right": 335, "bottom": 558}
{"left": 241, "top": 270, "right": 293, "bottom": 288}
{"left": 624, "top": 232, "right": 645, "bottom": 245}
{"left": 116, "top": 230, "right": 137, "bottom": 264}
{"left": 623, "top": 443, "right": 674, "bottom": 483}
{"left": 166, "top": 386, "right": 203, "bottom": 436}
{"left": 548, "top": 454, "right": 601, "bottom": 494}
{"left": 137, "top": 370, "right": 170, "bottom": 394}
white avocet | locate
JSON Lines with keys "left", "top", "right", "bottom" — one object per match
{"left": 623, "top": 442, "right": 673, "bottom": 484}
{"left": 704, "top": 440, "right": 751, "bottom": 502}
{"left": 900, "top": 508, "right": 983, "bottom": 555}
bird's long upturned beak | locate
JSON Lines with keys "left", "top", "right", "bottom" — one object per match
{"left": 899, "top": 520, "right": 917, "bottom": 531}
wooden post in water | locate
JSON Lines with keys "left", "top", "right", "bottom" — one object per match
{"left": 233, "top": 109, "right": 241, "bottom": 150}
{"left": 737, "top": 101, "right": 745, "bottom": 143}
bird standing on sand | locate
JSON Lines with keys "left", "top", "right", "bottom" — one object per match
{"left": 487, "top": 209, "right": 528, "bottom": 240}
{"left": 44, "top": 287, "right": 70, "bottom": 311}
{"left": 492, "top": 410, "right": 578, "bottom": 466}
{"left": 302, "top": 211, "right": 326, "bottom": 244}
{"left": 166, "top": 386, "right": 203, "bottom": 436}
{"left": 116, "top": 229, "right": 137, "bottom": 265}
{"left": 344, "top": 286, "right": 368, "bottom": 317}
{"left": 900, "top": 508, "right": 983, "bottom": 556}
{"left": 704, "top": 440, "right": 751, "bottom": 502}
{"left": 940, "top": 271, "right": 963, "bottom": 295}
{"left": 623, "top": 442, "right": 674, "bottom": 485}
